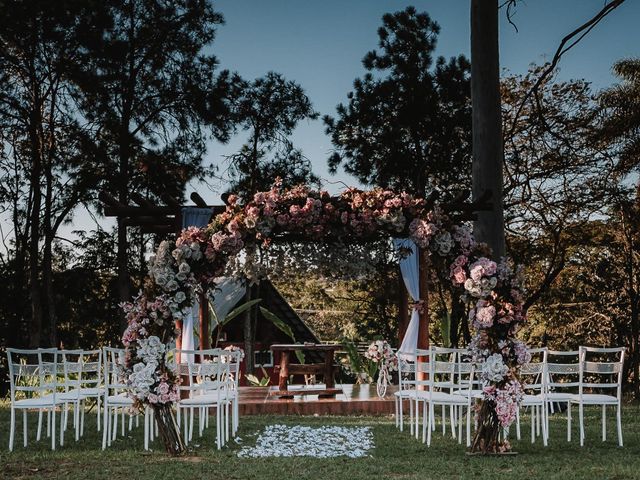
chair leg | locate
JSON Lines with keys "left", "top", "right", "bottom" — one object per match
{"left": 59, "top": 405, "right": 65, "bottom": 447}
{"left": 579, "top": 402, "right": 585, "bottom": 447}
{"left": 421, "top": 402, "right": 427, "bottom": 443}
{"left": 466, "top": 405, "right": 471, "bottom": 447}
{"left": 451, "top": 405, "right": 457, "bottom": 439}
{"left": 234, "top": 398, "right": 239, "bottom": 435}
{"left": 81, "top": 406, "right": 85, "bottom": 437}
{"left": 75, "top": 402, "right": 80, "bottom": 442}
{"left": 567, "top": 402, "right": 572, "bottom": 442}
{"left": 23, "top": 410, "right": 27, "bottom": 448}
{"left": 542, "top": 404, "right": 548, "bottom": 447}
{"left": 602, "top": 404, "right": 606, "bottom": 441}
{"left": 112, "top": 410, "right": 118, "bottom": 442}
{"left": 516, "top": 409, "right": 521, "bottom": 440}
{"left": 414, "top": 399, "right": 420, "bottom": 440}
{"left": 216, "top": 406, "right": 221, "bottom": 450}
{"left": 51, "top": 408, "right": 56, "bottom": 451}
{"left": 616, "top": 403, "right": 623, "bottom": 447}
{"left": 37, "top": 410, "right": 43, "bottom": 442}
{"left": 427, "top": 402, "right": 434, "bottom": 447}
{"left": 144, "top": 409, "right": 149, "bottom": 451}
{"left": 531, "top": 406, "right": 535, "bottom": 443}
{"left": 183, "top": 408, "right": 189, "bottom": 446}
{"left": 9, "top": 407, "right": 15, "bottom": 452}
{"left": 189, "top": 407, "right": 194, "bottom": 441}
{"left": 225, "top": 403, "right": 230, "bottom": 442}
{"left": 97, "top": 396, "right": 101, "bottom": 432}
{"left": 102, "top": 405, "right": 109, "bottom": 450}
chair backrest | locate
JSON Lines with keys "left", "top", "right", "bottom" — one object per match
{"left": 578, "top": 346, "right": 625, "bottom": 399}
{"left": 396, "top": 351, "right": 416, "bottom": 393}
{"left": 546, "top": 349, "right": 580, "bottom": 392}
{"left": 221, "top": 349, "right": 243, "bottom": 389}
{"left": 429, "top": 346, "right": 474, "bottom": 399}
{"left": 175, "top": 349, "right": 231, "bottom": 398}
{"left": 430, "top": 346, "right": 463, "bottom": 390}
{"left": 520, "top": 347, "right": 547, "bottom": 395}
{"left": 414, "top": 348, "right": 431, "bottom": 386}
{"left": 60, "top": 349, "right": 102, "bottom": 395}
{"left": 103, "top": 347, "right": 128, "bottom": 396}
{"left": 7, "top": 348, "right": 59, "bottom": 404}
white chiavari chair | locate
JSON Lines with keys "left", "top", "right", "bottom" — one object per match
{"left": 394, "top": 351, "right": 417, "bottom": 435}
{"left": 516, "top": 347, "right": 548, "bottom": 445}
{"left": 7, "top": 348, "right": 65, "bottom": 451}
{"left": 175, "top": 349, "right": 232, "bottom": 449}
{"left": 58, "top": 349, "right": 103, "bottom": 441}
{"left": 101, "top": 347, "right": 137, "bottom": 449}
{"left": 570, "top": 346, "right": 625, "bottom": 447}
{"left": 220, "top": 349, "right": 243, "bottom": 436}
{"left": 414, "top": 347, "right": 475, "bottom": 446}
{"left": 545, "top": 349, "right": 580, "bottom": 442}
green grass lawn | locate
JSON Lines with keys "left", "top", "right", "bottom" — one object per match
{"left": 1, "top": 402, "right": 639, "bottom": 480}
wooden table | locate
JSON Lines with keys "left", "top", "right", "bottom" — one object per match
{"left": 270, "top": 344, "right": 343, "bottom": 397}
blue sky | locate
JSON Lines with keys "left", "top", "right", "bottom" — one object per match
{"left": 192, "top": 0, "right": 640, "bottom": 202}
{"left": 59, "top": 0, "right": 638, "bottom": 235}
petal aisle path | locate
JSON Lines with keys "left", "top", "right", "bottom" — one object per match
{"left": 237, "top": 424, "right": 374, "bottom": 458}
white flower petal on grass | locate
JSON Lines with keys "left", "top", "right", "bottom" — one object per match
{"left": 237, "top": 425, "right": 374, "bottom": 458}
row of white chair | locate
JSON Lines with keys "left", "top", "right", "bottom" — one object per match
{"left": 393, "top": 346, "right": 626, "bottom": 447}
{"left": 7, "top": 348, "right": 103, "bottom": 451}
{"left": 6, "top": 346, "right": 243, "bottom": 451}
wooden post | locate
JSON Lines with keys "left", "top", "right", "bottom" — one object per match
{"left": 198, "top": 290, "right": 210, "bottom": 355}
{"left": 175, "top": 319, "right": 183, "bottom": 365}
{"left": 417, "top": 247, "right": 430, "bottom": 387}
{"left": 471, "top": 0, "right": 506, "bottom": 258}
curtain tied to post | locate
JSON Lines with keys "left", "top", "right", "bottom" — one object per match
{"left": 393, "top": 238, "right": 421, "bottom": 360}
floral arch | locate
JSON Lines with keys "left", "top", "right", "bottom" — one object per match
{"left": 122, "top": 182, "right": 528, "bottom": 455}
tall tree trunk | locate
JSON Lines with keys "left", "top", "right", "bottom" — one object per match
{"left": 470, "top": 0, "right": 506, "bottom": 258}
{"left": 43, "top": 170, "right": 56, "bottom": 347}
{"left": 117, "top": 120, "right": 131, "bottom": 315}
{"left": 28, "top": 113, "right": 43, "bottom": 348}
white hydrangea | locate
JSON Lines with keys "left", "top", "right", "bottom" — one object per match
{"left": 433, "top": 231, "right": 453, "bottom": 255}
{"left": 129, "top": 361, "right": 156, "bottom": 400}
{"left": 482, "top": 353, "right": 509, "bottom": 383}
{"left": 137, "top": 336, "right": 165, "bottom": 366}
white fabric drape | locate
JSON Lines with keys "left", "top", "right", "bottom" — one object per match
{"left": 393, "top": 238, "right": 420, "bottom": 359}
{"left": 181, "top": 207, "right": 214, "bottom": 363}
{"left": 209, "top": 277, "right": 247, "bottom": 326}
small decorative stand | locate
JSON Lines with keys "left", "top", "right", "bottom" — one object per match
{"left": 376, "top": 361, "right": 390, "bottom": 398}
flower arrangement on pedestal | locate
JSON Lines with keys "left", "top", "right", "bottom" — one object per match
{"left": 364, "top": 340, "right": 398, "bottom": 397}
{"left": 120, "top": 181, "right": 527, "bottom": 455}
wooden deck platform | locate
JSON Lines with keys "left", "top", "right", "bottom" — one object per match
{"left": 239, "top": 384, "right": 406, "bottom": 415}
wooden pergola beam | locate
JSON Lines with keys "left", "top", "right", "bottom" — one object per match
{"left": 140, "top": 225, "right": 175, "bottom": 234}
{"left": 130, "top": 192, "right": 156, "bottom": 209}
{"left": 159, "top": 193, "right": 181, "bottom": 208}
{"left": 122, "top": 216, "right": 174, "bottom": 227}
{"left": 98, "top": 191, "right": 125, "bottom": 209}
{"left": 190, "top": 192, "right": 208, "bottom": 208}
